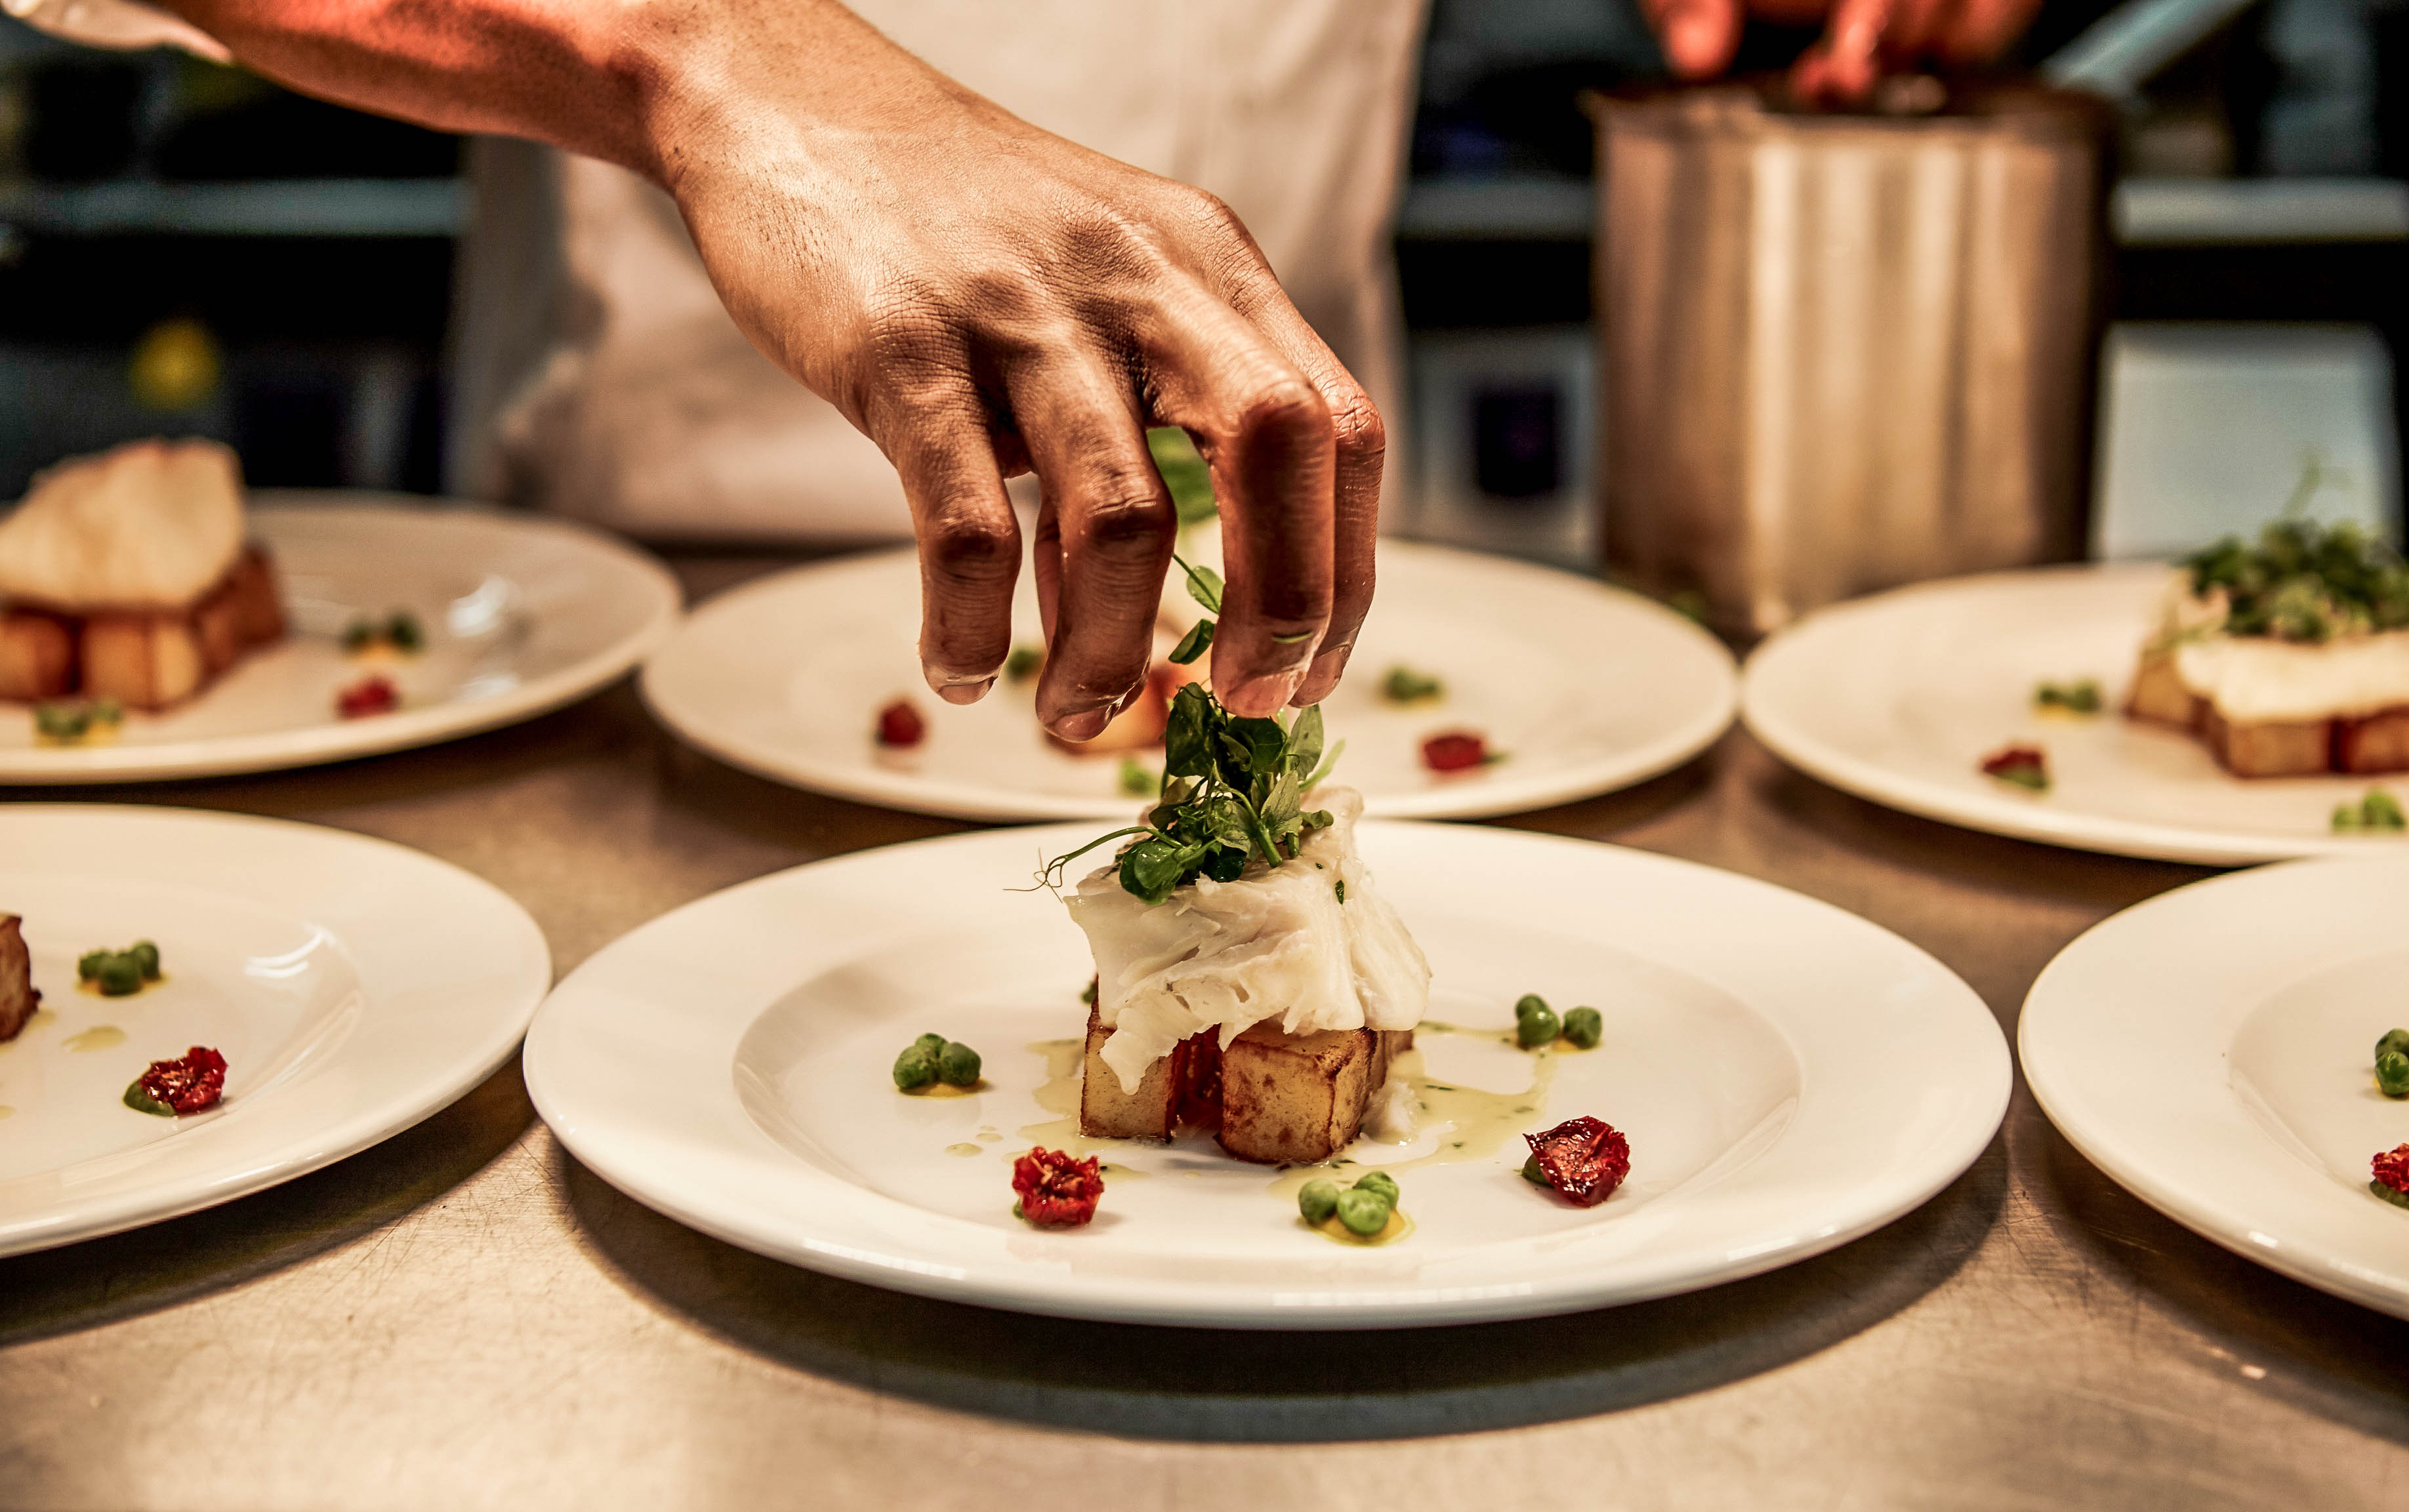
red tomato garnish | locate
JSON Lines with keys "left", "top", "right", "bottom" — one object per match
{"left": 875, "top": 699, "right": 926, "bottom": 748}
{"left": 337, "top": 675, "right": 399, "bottom": 719}
{"left": 138, "top": 1046, "right": 228, "bottom": 1114}
{"left": 2375, "top": 1144, "right": 2409, "bottom": 1195}
{"left": 1979, "top": 744, "right": 2048, "bottom": 782}
{"left": 1525, "top": 1116, "right": 1632, "bottom": 1207}
{"left": 1421, "top": 731, "right": 1490, "bottom": 773}
{"left": 1012, "top": 1146, "right": 1103, "bottom": 1227}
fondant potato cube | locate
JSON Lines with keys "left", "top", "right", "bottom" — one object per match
{"left": 1217, "top": 1022, "right": 1410, "bottom": 1165}
{"left": 0, "top": 611, "right": 76, "bottom": 701}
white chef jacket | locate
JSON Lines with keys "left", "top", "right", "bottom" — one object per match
{"left": 12, "top": 0, "right": 1428, "bottom": 541}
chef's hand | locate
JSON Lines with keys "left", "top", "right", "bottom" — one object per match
{"left": 1642, "top": 0, "right": 2042, "bottom": 102}
{"left": 155, "top": 0, "right": 1378, "bottom": 735}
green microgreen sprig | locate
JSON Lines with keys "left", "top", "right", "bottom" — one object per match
{"left": 2183, "top": 464, "right": 2409, "bottom": 643}
{"left": 1037, "top": 554, "right": 1344, "bottom": 906}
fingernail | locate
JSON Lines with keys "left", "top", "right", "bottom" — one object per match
{"left": 1228, "top": 666, "right": 1305, "bottom": 715}
{"left": 1052, "top": 706, "right": 1112, "bottom": 742}
{"left": 937, "top": 678, "right": 995, "bottom": 706}
{"left": 1295, "top": 638, "right": 1355, "bottom": 703}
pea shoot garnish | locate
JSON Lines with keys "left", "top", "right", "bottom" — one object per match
{"left": 1039, "top": 553, "right": 1344, "bottom": 907}
{"left": 1512, "top": 993, "right": 1601, "bottom": 1051}
{"left": 894, "top": 1032, "right": 982, "bottom": 1092}
{"left": 2375, "top": 1029, "right": 2409, "bottom": 1099}
{"left": 33, "top": 698, "right": 122, "bottom": 745}
{"left": 1382, "top": 666, "right": 1445, "bottom": 705}
{"left": 79, "top": 940, "right": 162, "bottom": 997}
{"left": 1514, "top": 994, "right": 1558, "bottom": 1049}
{"left": 2034, "top": 679, "right": 2101, "bottom": 714}
{"left": 342, "top": 610, "right": 424, "bottom": 655}
{"left": 2333, "top": 790, "right": 2406, "bottom": 834}
{"left": 1298, "top": 1170, "right": 1405, "bottom": 1241}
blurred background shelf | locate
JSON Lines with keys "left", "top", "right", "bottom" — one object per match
{"left": 2113, "top": 175, "right": 2409, "bottom": 243}
{"left": 0, "top": 177, "right": 467, "bottom": 239}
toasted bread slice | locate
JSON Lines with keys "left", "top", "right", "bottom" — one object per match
{"left": 1078, "top": 1003, "right": 1410, "bottom": 1163}
{"left": 66, "top": 544, "right": 283, "bottom": 711}
{"left": 222, "top": 543, "right": 285, "bottom": 647}
{"left": 1218, "top": 1021, "right": 1412, "bottom": 1166}
{"left": 80, "top": 611, "right": 211, "bottom": 710}
{"left": 81, "top": 612, "right": 207, "bottom": 709}
{"left": 2198, "top": 704, "right": 2334, "bottom": 779}
{"left": 2336, "top": 708, "right": 2409, "bottom": 775}
{"left": 1079, "top": 1004, "right": 1179, "bottom": 1140}
{"left": 2124, "top": 652, "right": 2200, "bottom": 729}
{"left": 1, "top": 913, "right": 35, "bottom": 1043}
{"left": 0, "top": 611, "right": 76, "bottom": 701}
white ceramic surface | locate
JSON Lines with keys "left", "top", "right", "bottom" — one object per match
{"left": 639, "top": 541, "right": 1737, "bottom": 821}
{"left": 0, "top": 805, "right": 551, "bottom": 1257}
{"left": 0, "top": 495, "right": 682, "bottom": 783}
{"left": 524, "top": 821, "right": 2008, "bottom": 1328}
{"left": 2021, "top": 855, "right": 2409, "bottom": 1319}
{"left": 1742, "top": 563, "right": 2409, "bottom": 864}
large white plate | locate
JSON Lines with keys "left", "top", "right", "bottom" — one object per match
{"left": 524, "top": 821, "right": 2008, "bottom": 1328}
{"left": 0, "top": 494, "right": 682, "bottom": 783}
{"left": 2021, "top": 855, "right": 2409, "bottom": 1319}
{"left": 1743, "top": 563, "right": 2409, "bottom": 864}
{"left": 640, "top": 541, "right": 1737, "bottom": 820}
{"left": 0, "top": 805, "right": 550, "bottom": 1257}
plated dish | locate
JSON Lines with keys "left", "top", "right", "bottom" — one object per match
{"left": 2021, "top": 853, "right": 2409, "bottom": 1320}
{"left": 1744, "top": 560, "right": 2409, "bottom": 864}
{"left": 2124, "top": 515, "right": 2409, "bottom": 780}
{"left": 524, "top": 815, "right": 2008, "bottom": 1328}
{"left": 0, "top": 805, "right": 550, "bottom": 1258}
{"left": 640, "top": 539, "right": 1737, "bottom": 821}
{"left": 0, "top": 472, "right": 680, "bottom": 784}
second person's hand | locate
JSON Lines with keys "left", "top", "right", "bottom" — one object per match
{"left": 1642, "top": 0, "right": 2042, "bottom": 103}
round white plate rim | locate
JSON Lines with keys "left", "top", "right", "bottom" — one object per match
{"left": 2019, "top": 854, "right": 2409, "bottom": 1318}
{"left": 0, "top": 496, "right": 683, "bottom": 784}
{"left": 1742, "top": 563, "right": 2394, "bottom": 865}
{"left": 638, "top": 541, "right": 1739, "bottom": 821}
{"left": 0, "top": 804, "right": 553, "bottom": 1256}
{"left": 525, "top": 821, "right": 2009, "bottom": 1329}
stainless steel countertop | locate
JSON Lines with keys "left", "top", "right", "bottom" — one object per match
{"left": 4, "top": 555, "right": 2406, "bottom": 1511}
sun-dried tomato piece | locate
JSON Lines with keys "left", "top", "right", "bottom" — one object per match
{"left": 875, "top": 699, "right": 926, "bottom": 748}
{"left": 337, "top": 675, "right": 399, "bottom": 719}
{"left": 1524, "top": 1116, "right": 1631, "bottom": 1207}
{"left": 1012, "top": 1146, "right": 1103, "bottom": 1227}
{"left": 2374, "top": 1144, "right": 2409, "bottom": 1195}
{"left": 134, "top": 1046, "right": 227, "bottom": 1115}
{"left": 1979, "top": 743, "right": 2049, "bottom": 792}
{"left": 1421, "top": 731, "right": 1490, "bottom": 773}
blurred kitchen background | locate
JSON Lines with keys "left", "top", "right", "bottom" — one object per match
{"left": 0, "top": 0, "right": 2402, "bottom": 570}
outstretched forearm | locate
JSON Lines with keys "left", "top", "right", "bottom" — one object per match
{"left": 148, "top": 0, "right": 923, "bottom": 186}
{"left": 144, "top": 0, "right": 1385, "bottom": 733}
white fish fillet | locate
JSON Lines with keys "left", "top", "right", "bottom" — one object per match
{"left": 1065, "top": 787, "right": 1430, "bottom": 1093}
